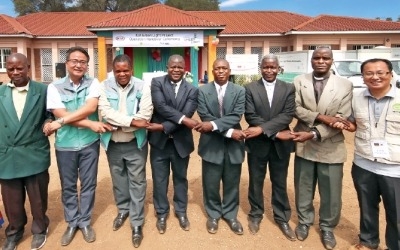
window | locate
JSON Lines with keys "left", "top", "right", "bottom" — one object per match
{"left": 308, "top": 45, "right": 331, "bottom": 50}
{"left": 352, "top": 45, "right": 376, "bottom": 50}
{"left": 269, "top": 47, "right": 282, "bottom": 54}
{"left": 0, "top": 48, "right": 12, "bottom": 72}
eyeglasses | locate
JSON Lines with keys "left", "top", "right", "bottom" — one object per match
{"left": 67, "top": 59, "right": 88, "bottom": 66}
{"left": 362, "top": 71, "right": 390, "bottom": 78}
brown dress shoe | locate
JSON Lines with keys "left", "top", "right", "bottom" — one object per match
{"left": 223, "top": 218, "right": 244, "bottom": 235}
{"left": 81, "top": 225, "right": 96, "bottom": 243}
{"left": 277, "top": 222, "right": 296, "bottom": 241}
{"left": 206, "top": 218, "right": 219, "bottom": 234}
{"left": 113, "top": 212, "right": 129, "bottom": 231}
{"left": 132, "top": 226, "right": 143, "bottom": 248}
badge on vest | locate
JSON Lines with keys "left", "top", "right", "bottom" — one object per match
{"left": 371, "top": 139, "right": 390, "bottom": 158}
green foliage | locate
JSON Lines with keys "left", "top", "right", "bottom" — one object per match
{"left": 164, "top": 0, "right": 219, "bottom": 11}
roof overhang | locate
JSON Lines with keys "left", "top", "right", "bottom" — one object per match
{"left": 0, "top": 34, "right": 34, "bottom": 38}
{"left": 33, "top": 36, "right": 96, "bottom": 39}
{"left": 87, "top": 26, "right": 224, "bottom": 32}
{"left": 219, "top": 33, "right": 284, "bottom": 37}
{"left": 286, "top": 30, "right": 400, "bottom": 35}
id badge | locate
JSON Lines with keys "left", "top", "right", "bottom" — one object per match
{"left": 371, "top": 139, "right": 390, "bottom": 158}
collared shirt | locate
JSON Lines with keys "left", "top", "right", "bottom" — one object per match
{"left": 8, "top": 81, "right": 30, "bottom": 120}
{"left": 98, "top": 78, "right": 153, "bottom": 142}
{"left": 211, "top": 81, "right": 233, "bottom": 138}
{"left": 47, "top": 78, "right": 100, "bottom": 110}
{"left": 262, "top": 78, "right": 276, "bottom": 107}
{"left": 353, "top": 85, "right": 400, "bottom": 177}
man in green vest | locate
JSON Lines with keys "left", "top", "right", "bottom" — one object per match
{"left": 45, "top": 46, "right": 112, "bottom": 246}
{"left": 0, "top": 53, "right": 51, "bottom": 250}
{"left": 98, "top": 54, "right": 153, "bottom": 248}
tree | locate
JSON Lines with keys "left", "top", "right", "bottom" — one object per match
{"left": 164, "top": 0, "right": 219, "bottom": 11}
{"left": 75, "top": 0, "right": 160, "bottom": 12}
{"left": 386, "top": 17, "right": 393, "bottom": 21}
{"left": 13, "top": 0, "right": 73, "bottom": 15}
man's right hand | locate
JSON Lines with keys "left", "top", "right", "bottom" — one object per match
{"left": 131, "top": 119, "right": 149, "bottom": 128}
{"left": 182, "top": 117, "right": 199, "bottom": 129}
{"left": 89, "top": 121, "right": 113, "bottom": 133}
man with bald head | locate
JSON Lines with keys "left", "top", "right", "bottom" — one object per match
{"left": 244, "top": 54, "right": 296, "bottom": 239}
{"left": 147, "top": 54, "right": 198, "bottom": 234}
{"left": 0, "top": 53, "right": 52, "bottom": 250}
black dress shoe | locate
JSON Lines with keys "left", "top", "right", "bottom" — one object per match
{"left": 156, "top": 217, "right": 167, "bottom": 234}
{"left": 295, "top": 224, "right": 309, "bottom": 241}
{"left": 113, "top": 212, "right": 129, "bottom": 231}
{"left": 132, "top": 226, "right": 143, "bottom": 248}
{"left": 61, "top": 226, "right": 77, "bottom": 246}
{"left": 277, "top": 222, "right": 296, "bottom": 241}
{"left": 2, "top": 231, "right": 23, "bottom": 250}
{"left": 176, "top": 214, "right": 190, "bottom": 231}
{"left": 206, "top": 218, "right": 219, "bottom": 234}
{"left": 223, "top": 218, "right": 243, "bottom": 235}
{"left": 248, "top": 218, "right": 261, "bottom": 234}
{"left": 81, "top": 225, "right": 96, "bottom": 243}
{"left": 321, "top": 230, "right": 336, "bottom": 250}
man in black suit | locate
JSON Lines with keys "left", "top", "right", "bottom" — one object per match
{"left": 147, "top": 54, "right": 198, "bottom": 234}
{"left": 244, "top": 54, "right": 296, "bottom": 240}
{"left": 195, "top": 58, "right": 246, "bottom": 235}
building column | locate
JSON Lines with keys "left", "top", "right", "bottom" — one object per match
{"left": 98, "top": 36, "right": 107, "bottom": 81}
{"left": 207, "top": 36, "right": 217, "bottom": 82}
{"left": 190, "top": 47, "right": 199, "bottom": 87}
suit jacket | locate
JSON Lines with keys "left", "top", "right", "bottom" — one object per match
{"left": 197, "top": 82, "right": 245, "bottom": 165}
{"left": 0, "top": 80, "right": 51, "bottom": 179}
{"left": 245, "top": 79, "right": 295, "bottom": 159}
{"left": 293, "top": 73, "right": 353, "bottom": 163}
{"left": 148, "top": 75, "right": 198, "bottom": 158}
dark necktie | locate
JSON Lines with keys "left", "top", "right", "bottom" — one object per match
{"left": 218, "top": 86, "right": 223, "bottom": 116}
{"left": 314, "top": 78, "right": 324, "bottom": 103}
{"left": 172, "top": 83, "right": 177, "bottom": 98}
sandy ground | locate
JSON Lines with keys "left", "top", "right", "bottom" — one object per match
{"left": 0, "top": 116, "right": 388, "bottom": 250}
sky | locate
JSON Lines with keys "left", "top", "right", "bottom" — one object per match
{"left": 0, "top": 0, "right": 398, "bottom": 20}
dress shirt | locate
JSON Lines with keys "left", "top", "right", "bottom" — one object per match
{"left": 262, "top": 78, "right": 276, "bottom": 107}
{"left": 211, "top": 82, "right": 233, "bottom": 138}
{"left": 7, "top": 82, "right": 29, "bottom": 120}
{"left": 171, "top": 79, "right": 185, "bottom": 124}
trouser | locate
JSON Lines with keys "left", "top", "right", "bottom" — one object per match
{"left": 56, "top": 140, "right": 99, "bottom": 228}
{"left": 106, "top": 139, "right": 147, "bottom": 227}
{"left": 247, "top": 148, "right": 291, "bottom": 224}
{"left": 352, "top": 163, "right": 400, "bottom": 250}
{"left": 294, "top": 156, "right": 343, "bottom": 232}
{"left": 150, "top": 139, "right": 189, "bottom": 217}
{"left": 0, "top": 170, "right": 49, "bottom": 241}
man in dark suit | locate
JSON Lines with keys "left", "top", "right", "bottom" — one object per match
{"left": 244, "top": 54, "right": 296, "bottom": 240}
{"left": 195, "top": 58, "right": 246, "bottom": 235}
{"left": 0, "top": 53, "right": 51, "bottom": 250}
{"left": 147, "top": 54, "right": 198, "bottom": 234}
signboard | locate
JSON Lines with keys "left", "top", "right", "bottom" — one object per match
{"left": 225, "top": 54, "right": 259, "bottom": 75}
{"left": 113, "top": 31, "right": 204, "bottom": 47}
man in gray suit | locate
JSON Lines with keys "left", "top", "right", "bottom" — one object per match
{"left": 244, "top": 54, "right": 296, "bottom": 240}
{"left": 291, "top": 47, "right": 353, "bottom": 250}
{"left": 195, "top": 58, "right": 246, "bottom": 235}
{"left": 147, "top": 54, "right": 198, "bottom": 234}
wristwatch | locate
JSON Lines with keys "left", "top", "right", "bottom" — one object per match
{"left": 56, "top": 117, "right": 65, "bottom": 126}
{"left": 310, "top": 130, "right": 318, "bottom": 140}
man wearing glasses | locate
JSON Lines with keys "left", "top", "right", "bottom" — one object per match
{"left": 45, "top": 46, "right": 112, "bottom": 246}
{"left": 333, "top": 59, "right": 400, "bottom": 250}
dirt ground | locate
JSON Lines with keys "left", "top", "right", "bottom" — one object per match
{"left": 0, "top": 116, "right": 388, "bottom": 250}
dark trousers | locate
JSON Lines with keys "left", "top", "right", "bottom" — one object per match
{"left": 0, "top": 170, "right": 49, "bottom": 241}
{"left": 150, "top": 139, "right": 189, "bottom": 217}
{"left": 247, "top": 147, "right": 291, "bottom": 224}
{"left": 352, "top": 163, "right": 400, "bottom": 250}
{"left": 56, "top": 140, "right": 99, "bottom": 228}
{"left": 106, "top": 140, "right": 147, "bottom": 227}
{"left": 202, "top": 153, "right": 242, "bottom": 220}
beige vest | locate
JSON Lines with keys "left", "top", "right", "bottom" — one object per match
{"left": 353, "top": 88, "right": 400, "bottom": 164}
